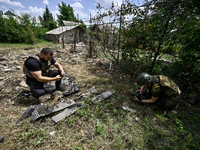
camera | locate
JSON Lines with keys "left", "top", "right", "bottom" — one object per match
{"left": 132, "top": 91, "right": 142, "bottom": 102}
{"left": 61, "top": 73, "right": 65, "bottom": 77}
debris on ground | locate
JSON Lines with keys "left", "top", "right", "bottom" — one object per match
{"left": 122, "top": 106, "right": 137, "bottom": 113}
{"left": 91, "top": 90, "right": 114, "bottom": 103}
{"left": 15, "top": 89, "right": 114, "bottom": 123}
{"left": 0, "top": 136, "right": 4, "bottom": 142}
{"left": 52, "top": 105, "right": 77, "bottom": 123}
{"left": 16, "top": 99, "right": 76, "bottom": 123}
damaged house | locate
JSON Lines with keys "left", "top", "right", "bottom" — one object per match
{"left": 45, "top": 20, "right": 85, "bottom": 44}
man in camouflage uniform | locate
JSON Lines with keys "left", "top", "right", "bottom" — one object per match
{"left": 133, "top": 73, "right": 181, "bottom": 110}
{"left": 23, "top": 48, "right": 65, "bottom": 98}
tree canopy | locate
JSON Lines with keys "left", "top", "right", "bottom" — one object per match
{"left": 57, "top": 1, "right": 78, "bottom": 25}
{"left": 39, "top": 5, "right": 57, "bottom": 30}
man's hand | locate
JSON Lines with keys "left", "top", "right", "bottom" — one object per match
{"left": 55, "top": 75, "right": 62, "bottom": 81}
{"left": 61, "top": 71, "right": 65, "bottom": 78}
{"left": 133, "top": 96, "right": 142, "bottom": 103}
{"left": 136, "top": 86, "right": 145, "bottom": 94}
{"left": 136, "top": 90, "right": 141, "bottom": 93}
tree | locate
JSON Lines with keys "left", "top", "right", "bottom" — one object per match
{"left": 57, "top": 1, "right": 77, "bottom": 25}
{"left": 20, "top": 12, "right": 31, "bottom": 27}
{"left": 39, "top": 5, "right": 57, "bottom": 30}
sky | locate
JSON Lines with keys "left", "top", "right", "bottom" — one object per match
{"left": 0, "top": 0, "right": 144, "bottom": 24}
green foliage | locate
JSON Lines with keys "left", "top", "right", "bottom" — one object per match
{"left": 179, "top": 29, "right": 200, "bottom": 73}
{"left": 0, "top": 16, "right": 27, "bottom": 43}
{"left": 48, "top": 20, "right": 57, "bottom": 30}
{"left": 79, "top": 23, "right": 86, "bottom": 29}
{"left": 34, "top": 27, "right": 48, "bottom": 39}
{"left": 95, "top": 125, "right": 104, "bottom": 135}
{"left": 16, "top": 128, "right": 48, "bottom": 147}
{"left": 39, "top": 5, "right": 57, "bottom": 30}
{"left": 57, "top": 1, "right": 78, "bottom": 25}
{"left": 0, "top": 11, "right": 50, "bottom": 43}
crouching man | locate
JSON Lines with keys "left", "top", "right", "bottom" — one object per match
{"left": 23, "top": 47, "right": 65, "bottom": 98}
{"left": 133, "top": 73, "right": 181, "bottom": 110}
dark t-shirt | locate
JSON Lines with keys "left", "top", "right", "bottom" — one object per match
{"left": 25, "top": 54, "right": 56, "bottom": 81}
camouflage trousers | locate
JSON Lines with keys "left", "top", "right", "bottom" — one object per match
{"left": 141, "top": 94, "right": 181, "bottom": 110}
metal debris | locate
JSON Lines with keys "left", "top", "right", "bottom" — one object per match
{"left": 30, "top": 103, "right": 53, "bottom": 122}
{"left": 63, "top": 82, "right": 79, "bottom": 96}
{"left": 52, "top": 106, "right": 77, "bottom": 123}
{"left": 16, "top": 100, "right": 76, "bottom": 123}
{"left": 52, "top": 100, "right": 76, "bottom": 113}
{"left": 16, "top": 105, "right": 36, "bottom": 123}
{"left": 91, "top": 90, "right": 114, "bottom": 103}
{"left": 171, "top": 110, "right": 178, "bottom": 114}
{"left": 49, "top": 131, "right": 56, "bottom": 136}
{"left": 122, "top": 106, "right": 137, "bottom": 113}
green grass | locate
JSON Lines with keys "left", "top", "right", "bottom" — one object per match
{"left": 0, "top": 40, "right": 53, "bottom": 49}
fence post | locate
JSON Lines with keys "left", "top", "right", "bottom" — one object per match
{"left": 89, "top": 41, "right": 92, "bottom": 58}
{"left": 74, "top": 32, "right": 76, "bottom": 52}
{"left": 89, "top": 14, "right": 93, "bottom": 58}
{"left": 117, "top": 4, "right": 122, "bottom": 64}
{"left": 62, "top": 37, "right": 64, "bottom": 49}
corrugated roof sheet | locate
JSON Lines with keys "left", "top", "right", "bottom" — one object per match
{"left": 46, "top": 25, "right": 80, "bottom": 35}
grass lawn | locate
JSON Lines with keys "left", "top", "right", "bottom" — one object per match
{"left": 0, "top": 40, "right": 53, "bottom": 50}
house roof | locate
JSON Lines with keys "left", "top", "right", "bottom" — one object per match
{"left": 46, "top": 25, "right": 83, "bottom": 35}
{"left": 62, "top": 20, "right": 79, "bottom": 26}
{"left": 4, "top": 11, "right": 16, "bottom": 16}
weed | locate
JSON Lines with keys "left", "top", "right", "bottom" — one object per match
{"left": 106, "top": 103, "right": 113, "bottom": 109}
{"left": 15, "top": 128, "right": 47, "bottom": 147}
{"left": 76, "top": 108, "right": 86, "bottom": 117}
{"left": 16, "top": 132, "right": 27, "bottom": 142}
{"left": 175, "top": 118, "right": 185, "bottom": 133}
{"left": 95, "top": 125, "right": 104, "bottom": 135}
{"left": 65, "top": 117, "right": 75, "bottom": 127}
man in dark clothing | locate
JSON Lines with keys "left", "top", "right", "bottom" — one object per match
{"left": 23, "top": 48, "right": 65, "bottom": 98}
{"left": 133, "top": 73, "right": 181, "bottom": 110}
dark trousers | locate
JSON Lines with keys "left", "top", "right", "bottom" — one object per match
{"left": 26, "top": 70, "right": 61, "bottom": 98}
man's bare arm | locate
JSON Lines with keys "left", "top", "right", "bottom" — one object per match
{"left": 54, "top": 62, "right": 65, "bottom": 76}
{"left": 54, "top": 62, "right": 64, "bottom": 72}
{"left": 142, "top": 96, "right": 158, "bottom": 103}
{"left": 133, "top": 96, "right": 158, "bottom": 103}
{"left": 31, "top": 71, "right": 61, "bottom": 82}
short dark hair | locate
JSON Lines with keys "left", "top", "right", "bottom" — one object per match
{"left": 40, "top": 48, "right": 53, "bottom": 56}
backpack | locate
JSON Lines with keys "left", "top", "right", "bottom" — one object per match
{"left": 152, "top": 75, "right": 179, "bottom": 98}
